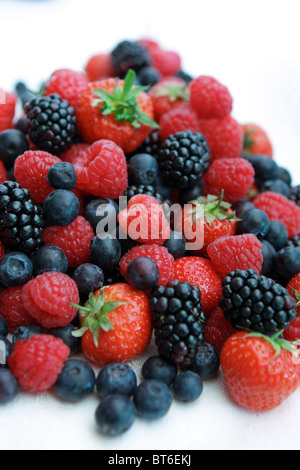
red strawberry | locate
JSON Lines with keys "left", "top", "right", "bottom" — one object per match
{"left": 283, "top": 273, "right": 300, "bottom": 342}
{"left": 149, "top": 78, "right": 190, "bottom": 121}
{"left": 84, "top": 53, "right": 115, "bottom": 82}
{"left": 72, "top": 283, "right": 153, "bottom": 366}
{"left": 220, "top": 330, "right": 300, "bottom": 411}
{"left": 0, "top": 89, "right": 16, "bottom": 132}
{"left": 242, "top": 123, "right": 273, "bottom": 157}
{"left": 75, "top": 70, "right": 158, "bottom": 153}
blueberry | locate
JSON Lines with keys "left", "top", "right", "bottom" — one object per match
{"left": 0, "top": 315, "right": 8, "bottom": 338}
{"left": 84, "top": 198, "right": 119, "bottom": 233}
{"left": 126, "top": 257, "right": 160, "bottom": 291}
{"left": 95, "top": 394, "right": 136, "bottom": 436}
{"left": 0, "top": 252, "right": 33, "bottom": 287}
{"left": 43, "top": 189, "right": 80, "bottom": 226}
{"left": 0, "top": 129, "right": 29, "bottom": 169}
{"left": 0, "top": 369, "right": 19, "bottom": 404}
{"left": 0, "top": 336, "right": 12, "bottom": 368}
{"left": 237, "top": 208, "right": 270, "bottom": 238}
{"left": 142, "top": 356, "right": 178, "bottom": 386}
{"left": 127, "top": 153, "right": 158, "bottom": 186}
{"left": 274, "top": 247, "right": 300, "bottom": 281}
{"left": 137, "top": 66, "right": 161, "bottom": 86}
{"left": 172, "top": 371, "right": 203, "bottom": 402}
{"left": 190, "top": 343, "right": 220, "bottom": 379}
{"left": 263, "top": 221, "right": 288, "bottom": 251}
{"left": 246, "top": 154, "right": 279, "bottom": 183}
{"left": 89, "top": 235, "right": 121, "bottom": 274}
{"left": 260, "top": 178, "right": 291, "bottom": 198}
{"left": 277, "top": 166, "right": 292, "bottom": 186}
{"left": 133, "top": 380, "right": 172, "bottom": 420}
{"left": 232, "top": 199, "right": 255, "bottom": 218}
{"left": 72, "top": 263, "right": 104, "bottom": 295}
{"left": 12, "top": 324, "right": 43, "bottom": 346}
{"left": 163, "top": 231, "right": 186, "bottom": 259}
{"left": 178, "top": 182, "right": 204, "bottom": 206}
{"left": 47, "top": 162, "right": 77, "bottom": 190}
{"left": 31, "top": 245, "right": 68, "bottom": 276}
{"left": 96, "top": 362, "right": 137, "bottom": 398}
{"left": 261, "top": 240, "right": 277, "bottom": 275}
{"left": 48, "top": 324, "right": 81, "bottom": 356}
{"left": 54, "top": 359, "right": 95, "bottom": 403}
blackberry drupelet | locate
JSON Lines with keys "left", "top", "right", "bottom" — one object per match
{"left": 0, "top": 181, "right": 44, "bottom": 253}
{"left": 290, "top": 185, "right": 300, "bottom": 206}
{"left": 124, "top": 184, "right": 170, "bottom": 206}
{"left": 150, "top": 279, "right": 206, "bottom": 368}
{"left": 24, "top": 94, "right": 77, "bottom": 156}
{"left": 158, "top": 130, "right": 210, "bottom": 189}
{"left": 219, "top": 269, "right": 297, "bottom": 335}
{"left": 136, "top": 129, "right": 162, "bottom": 159}
{"left": 111, "top": 40, "right": 151, "bottom": 78}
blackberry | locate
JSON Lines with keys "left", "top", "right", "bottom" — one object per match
{"left": 150, "top": 279, "right": 206, "bottom": 368}
{"left": 286, "top": 233, "right": 300, "bottom": 250}
{"left": 111, "top": 40, "right": 151, "bottom": 78}
{"left": 123, "top": 184, "right": 170, "bottom": 206}
{"left": 290, "top": 185, "right": 300, "bottom": 206}
{"left": 136, "top": 129, "right": 161, "bottom": 159}
{"left": 219, "top": 269, "right": 297, "bottom": 335}
{"left": 0, "top": 181, "right": 43, "bottom": 253}
{"left": 24, "top": 94, "right": 77, "bottom": 156}
{"left": 158, "top": 130, "right": 210, "bottom": 189}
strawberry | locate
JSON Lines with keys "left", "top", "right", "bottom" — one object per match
{"left": 0, "top": 89, "right": 16, "bottom": 132}
{"left": 71, "top": 283, "right": 153, "bottom": 366}
{"left": 220, "top": 330, "right": 300, "bottom": 411}
{"left": 75, "top": 69, "right": 158, "bottom": 153}
{"left": 283, "top": 273, "right": 300, "bottom": 342}
{"left": 149, "top": 77, "right": 190, "bottom": 121}
{"left": 242, "top": 123, "right": 273, "bottom": 157}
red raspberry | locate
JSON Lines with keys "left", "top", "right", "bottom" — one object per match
{"left": 14, "top": 150, "right": 61, "bottom": 203}
{"left": 283, "top": 274, "right": 300, "bottom": 342}
{"left": 283, "top": 317, "right": 300, "bottom": 342}
{"left": 60, "top": 143, "right": 89, "bottom": 164}
{"left": 159, "top": 106, "right": 200, "bottom": 141}
{"left": 119, "top": 244, "right": 175, "bottom": 287}
{"left": 0, "top": 240, "right": 5, "bottom": 261}
{"left": 149, "top": 78, "right": 190, "bottom": 121}
{"left": 84, "top": 53, "right": 115, "bottom": 81}
{"left": 204, "top": 306, "right": 236, "bottom": 352}
{"left": 150, "top": 47, "right": 181, "bottom": 77}
{"left": 254, "top": 191, "right": 300, "bottom": 238}
{"left": 7, "top": 334, "right": 69, "bottom": 393}
{"left": 21, "top": 272, "right": 79, "bottom": 329}
{"left": 138, "top": 38, "right": 161, "bottom": 54}
{"left": 0, "top": 286, "right": 39, "bottom": 333}
{"left": 198, "top": 115, "right": 243, "bottom": 161}
{"left": 203, "top": 157, "right": 255, "bottom": 204}
{"left": 0, "top": 161, "right": 7, "bottom": 184}
{"left": 118, "top": 194, "right": 171, "bottom": 245}
{"left": 0, "top": 89, "right": 16, "bottom": 132}
{"left": 207, "top": 234, "right": 263, "bottom": 278}
{"left": 243, "top": 123, "right": 273, "bottom": 157}
{"left": 42, "top": 215, "right": 94, "bottom": 267}
{"left": 189, "top": 75, "right": 233, "bottom": 119}
{"left": 43, "top": 69, "right": 88, "bottom": 108}
{"left": 72, "top": 139, "right": 128, "bottom": 199}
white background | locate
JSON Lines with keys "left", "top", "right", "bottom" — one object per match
{"left": 0, "top": 0, "right": 300, "bottom": 451}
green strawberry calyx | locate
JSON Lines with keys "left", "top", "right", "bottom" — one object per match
{"left": 288, "top": 286, "right": 300, "bottom": 311}
{"left": 70, "top": 288, "right": 126, "bottom": 347}
{"left": 92, "top": 69, "right": 159, "bottom": 130}
{"left": 245, "top": 330, "right": 297, "bottom": 357}
{"left": 187, "top": 190, "right": 240, "bottom": 227}
{"left": 243, "top": 129, "right": 255, "bottom": 150}
{"left": 152, "top": 80, "right": 190, "bottom": 102}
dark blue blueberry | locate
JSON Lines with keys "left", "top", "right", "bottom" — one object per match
{"left": 246, "top": 154, "right": 279, "bottom": 183}
{"left": 0, "top": 129, "right": 29, "bottom": 169}
{"left": 260, "top": 178, "right": 291, "bottom": 198}
{"left": 133, "top": 379, "right": 172, "bottom": 420}
{"left": 73, "top": 263, "right": 104, "bottom": 294}
{"left": 127, "top": 153, "right": 158, "bottom": 186}
{"left": 274, "top": 247, "right": 300, "bottom": 281}
{"left": 237, "top": 208, "right": 270, "bottom": 238}
{"left": 0, "top": 368, "right": 19, "bottom": 404}
{"left": 232, "top": 199, "right": 255, "bottom": 218}
{"left": 84, "top": 198, "right": 119, "bottom": 233}
{"left": 126, "top": 257, "right": 159, "bottom": 291}
{"left": 89, "top": 235, "right": 121, "bottom": 274}
{"left": 263, "top": 220, "right": 288, "bottom": 251}
{"left": 96, "top": 362, "right": 137, "bottom": 398}
{"left": 12, "top": 324, "right": 43, "bottom": 346}
{"left": 47, "top": 162, "right": 77, "bottom": 190}
{"left": 163, "top": 231, "right": 186, "bottom": 259}
{"left": 116, "top": 225, "right": 140, "bottom": 256}
{"left": 95, "top": 394, "right": 136, "bottom": 436}
{"left": 43, "top": 189, "right": 80, "bottom": 226}
{"left": 178, "top": 182, "right": 204, "bottom": 206}
{"left": 137, "top": 66, "right": 161, "bottom": 86}
{"left": 31, "top": 245, "right": 68, "bottom": 276}
{"left": 54, "top": 358, "right": 96, "bottom": 403}
{"left": 0, "top": 251, "right": 33, "bottom": 287}
{"left": 172, "top": 371, "right": 203, "bottom": 402}
{"left": 48, "top": 324, "right": 81, "bottom": 356}
{"left": 0, "top": 336, "right": 12, "bottom": 368}
{"left": 277, "top": 167, "right": 292, "bottom": 186}
{"left": 261, "top": 240, "right": 277, "bottom": 275}
{"left": 190, "top": 343, "right": 220, "bottom": 380}
{"left": 142, "top": 356, "right": 178, "bottom": 386}
{"left": 0, "top": 315, "right": 8, "bottom": 338}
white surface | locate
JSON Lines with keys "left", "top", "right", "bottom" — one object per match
{"left": 0, "top": 0, "right": 300, "bottom": 451}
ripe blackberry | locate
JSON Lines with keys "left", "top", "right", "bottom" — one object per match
{"left": 0, "top": 181, "right": 43, "bottom": 253}
{"left": 158, "top": 130, "right": 210, "bottom": 189}
{"left": 111, "top": 40, "right": 151, "bottom": 78}
{"left": 24, "top": 94, "right": 77, "bottom": 156}
{"left": 290, "top": 185, "right": 300, "bottom": 206}
{"left": 137, "top": 129, "right": 162, "bottom": 159}
{"left": 219, "top": 269, "right": 297, "bottom": 335}
{"left": 124, "top": 184, "right": 171, "bottom": 206}
{"left": 150, "top": 279, "right": 206, "bottom": 368}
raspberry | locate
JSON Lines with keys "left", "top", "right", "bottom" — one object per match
{"left": 254, "top": 191, "right": 300, "bottom": 239}
{"left": 204, "top": 306, "right": 237, "bottom": 352}
{"left": 149, "top": 78, "right": 190, "bottom": 121}
{"left": 283, "top": 317, "right": 300, "bottom": 342}
{"left": 189, "top": 76, "right": 233, "bottom": 119}
{"left": 203, "top": 157, "right": 255, "bottom": 204}
{"left": 72, "top": 139, "right": 128, "bottom": 199}
{"left": 21, "top": 272, "right": 79, "bottom": 329}
{"left": 198, "top": 115, "right": 243, "bottom": 161}
{"left": 85, "top": 53, "right": 115, "bottom": 81}
{"left": 0, "top": 89, "right": 16, "bottom": 132}
{"left": 159, "top": 106, "right": 200, "bottom": 141}
{"left": 0, "top": 161, "right": 7, "bottom": 184}
{"left": 60, "top": 143, "right": 90, "bottom": 164}
{"left": 43, "top": 69, "right": 88, "bottom": 108}
{"left": 119, "top": 244, "right": 175, "bottom": 287}
{"left": 207, "top": 234, "right": 263, "bottom": 278}
{"left": 150, "top": 47, "right": 181, "bottom": 77}
{"left": 7, "top": 334, "right": 70, "bottom": 393}
{"left": 0, "top": 240, "right": 5, "bottom": 261}
{"left": 14, "top": 150, "right": 61, "bottom": 203}
{"left": 0, "top": 286, "right": 39, "bottom": 333}
{"left": 42, "top": 215, "right": 94, "bottom": 267}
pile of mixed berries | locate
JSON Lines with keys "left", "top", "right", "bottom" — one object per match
{"left": 0, "top": 37, "right": 300, "bottom": 437}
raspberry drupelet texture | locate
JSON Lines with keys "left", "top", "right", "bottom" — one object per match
{"left": 159, "top": 106, "right": 200, "bottom": 141}
{"left": 0, "top": 286, "right": 39, "bottom": 333}
{"left": 203, "top": 306, "right": 237, "bottom": 352}
{"left": 43, "top": 69, "right": 89, "bottom": 108}
{"left": 189, "top": 75, "right": 233, "bottom": 119}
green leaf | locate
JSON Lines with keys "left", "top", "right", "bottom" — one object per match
{"left": 71, "top": 326, "right": 89, "bottom": 338}
{"left": 99, "top": 317, "right": 114, "bottom": 332}
{"left": 101, "top": 301, "right": 126, "bottom": 315}
{"left": 122, "top": 69, "right": 136, "bottom": 98}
